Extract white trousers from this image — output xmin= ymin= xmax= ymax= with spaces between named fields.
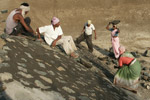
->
xmin=56 ymin=36 xmax=77 ymax=55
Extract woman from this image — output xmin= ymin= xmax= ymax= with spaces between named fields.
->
xmin=113 ymin=46 xmax=141 ymax=90
xmin=106 ymin=23 xmax=120 ymax=58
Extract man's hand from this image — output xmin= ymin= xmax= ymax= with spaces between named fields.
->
xmin=36 ymin=38 xmax=43 ymax=42
xmin=33 ymin=31 xmax=38 ymax=36
xmin=95 ymin=36 xmax=97 ymax=40
xmin=52 ymin=40 xmax=57 ymax=47
xmin=109 ymin=22 xmax=112 ymax=25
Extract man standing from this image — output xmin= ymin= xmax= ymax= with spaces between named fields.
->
xmin=76 ymin=20 xmax=97 ymax=53
xmin=5 ymin=2 xmax=36 ymax=37
xmin=36 ymin=17 xmax=78 ymax=58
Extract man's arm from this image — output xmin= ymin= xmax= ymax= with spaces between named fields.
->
xmin=51 ymin=35 xmax=62 ymax=47
xmin=106 ymin=22 xmax=111 ymax=30
xmin=81 ymin=26 xmax=85 ymax=34
xmin=117 ymin=28 xmax=120 ymax=33
xmin=93 ymin=30 xmax=97 ymax=40
xmin=36 ymin=28 xmax=41 ymax=39
xmin=14 ymin=14 xmax=36 ymax=35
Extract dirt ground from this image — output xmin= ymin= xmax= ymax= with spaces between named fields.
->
xmin=0 ymin=0 xmax=150 ymax=99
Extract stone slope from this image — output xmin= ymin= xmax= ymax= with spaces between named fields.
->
xmin=0 ymin=35 xmax=140 ymax=100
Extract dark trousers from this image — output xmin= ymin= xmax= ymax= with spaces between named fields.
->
xmin=11 ymin=17 xmax=35 ymax=37
xmin=76 ymin=32 xmax=93 ymax=52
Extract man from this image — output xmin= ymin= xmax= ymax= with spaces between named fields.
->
xmin=106 ymin=22 xmax=120 ymax=59
xmin=76 ymin=20 xmax=97 ymax=53
xmin=5 ymin=2 xmax=36 ymax=37
xmin=36 ymin=17 xmax=78 ymax=58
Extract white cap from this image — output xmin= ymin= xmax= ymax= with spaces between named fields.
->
xmin=87 ymin=20 xmax=92 ymax=25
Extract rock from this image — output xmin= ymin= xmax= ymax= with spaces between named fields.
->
xmin=143 ymin=50 xmax=150 ymax=57
xmin=90 ymin=66 xmax=99 ymax=73
xmin=0 ymin=34 xmax=8 ymax=40
xmin=45 ymin=62 xmax=52 ymax=67
xmin=148 ymin=73 xmax=150 ymax=77
xmin=40 ymin=76 xmax=53 ymax=84
xmin=56 ymin=78 xmax=67 ymax=84
xmin=0 ymin=63 xmax=10 ymax=68
xmin=57 ymin=66 xmax=66 ymax=71
xmin=98 ymin=56 xmax=108 ymax=61
xmin=130 ymin=51 xmax=140 ymax=58
xmin=2 ymin=46 xmax=11 ymax=51
xmin=24 ymin=52 xmax=33 ymax=59
xmin=147 ymin=77 xmax=150 ymax=82
xmin=62 ymin=86 xmax=75 ymax=94
xmin=0 ymin=72 xmax=13 ymax=81
xmin=79 ymin=58 xmax=92 ymax=68
xmin=17 ymin=72 xmax=33 ymax=78
xmin=147 ymin=86 xmax=150 ymax=89
xmin=76 ymin=81 xmax=87 ymax=86
xmin=112 ymin=59 xmax=118 ymax=65
xmin=35 ymin=80 xmax=51 ymax=89
xmin=0 ymin=49 xmax=8 ymax=56
xmin=2 ymin=55 xmax=10 ymax=61
xmin=4 ymin=81 xmax=65 ymax=100
xmin=69 ymin=95 xmax=76 ymax=100
xmin=106 ymin=61 xmax=111 ymax=65
xmin=20 ymin=79 xmax=30 ymax=86
xmin=142 ymin=67 xmax=148 ymax=71
xmin=17 ymin=63 xmax=27 ymax=67
xmin=91 ymin=93 xmax=96 ymax=97
xmin=22 ymin=40 xmax=29 ymax=47
xmin=143 ymin=72 xmax=149 ymax=76
xmin=47 ymin=70 xmax=55 ymax=76
xmin=34 ymin=69 xmax=47 ymax=76
xmin=143 ymin=76 xmax=148 ymax=81
xmin=0 ymin=58 xmax=3 ymax=63
xmin=18 ymin=66 xmax=28 ymax=73
xmin=38 ymin=62 xmax=46 ymax=68
xmin=54 ymin=55 xmax=60 ymax=59
xmin=146 ymin=85 xmax=150 ymax=89
xmin=41 ymin=44 xmax=52 ymax=50
xmin=5 ymin=38 xmax=15 ymax=42
xmin=21 ymin=58 xmax=27 ymax=62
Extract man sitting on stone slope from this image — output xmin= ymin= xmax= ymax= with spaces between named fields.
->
xmin=36 ymin=17 xmax=78 ymax=58
xmin=5 ymin=2 xmax=36 ymax=37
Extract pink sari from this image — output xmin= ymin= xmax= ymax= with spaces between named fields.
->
xmin=111 ymin=29 xmax=120 ymax=58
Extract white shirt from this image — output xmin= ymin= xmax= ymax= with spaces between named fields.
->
xmin=39 ymin=25 xmax=63 ymax=45
xmin=84 ymin=23 xmax=95 ymax=35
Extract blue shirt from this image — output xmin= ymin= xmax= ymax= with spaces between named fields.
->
xmin=109 ymin=28 xmax=119 ymax=36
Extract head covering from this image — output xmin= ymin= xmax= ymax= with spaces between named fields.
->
xmin=87 ymin=20 xmax=92 ymax=25
xmin=20 ymin=3 xmax=30 ymax=18
xmin=119 ymin=46 xmax=126 ymax=54
xmin=51 ymin=17 xmax=60 ymax=25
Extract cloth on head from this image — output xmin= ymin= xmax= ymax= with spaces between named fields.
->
xmin=119 ymin=46 xmax=125 ymax=54
xmin=87 ymin=20 xmax=92 ymax=25
xmin=113 ymin=25 xmax=117 ymax=27
xmin=20 ymin=5 xmax=30 ymax=17
xmin=51 ymin=17 xmax=60 ymax=25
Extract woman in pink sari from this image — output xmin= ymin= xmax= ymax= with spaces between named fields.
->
xmin=106 ymin=22 xmax=120 ymax=59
